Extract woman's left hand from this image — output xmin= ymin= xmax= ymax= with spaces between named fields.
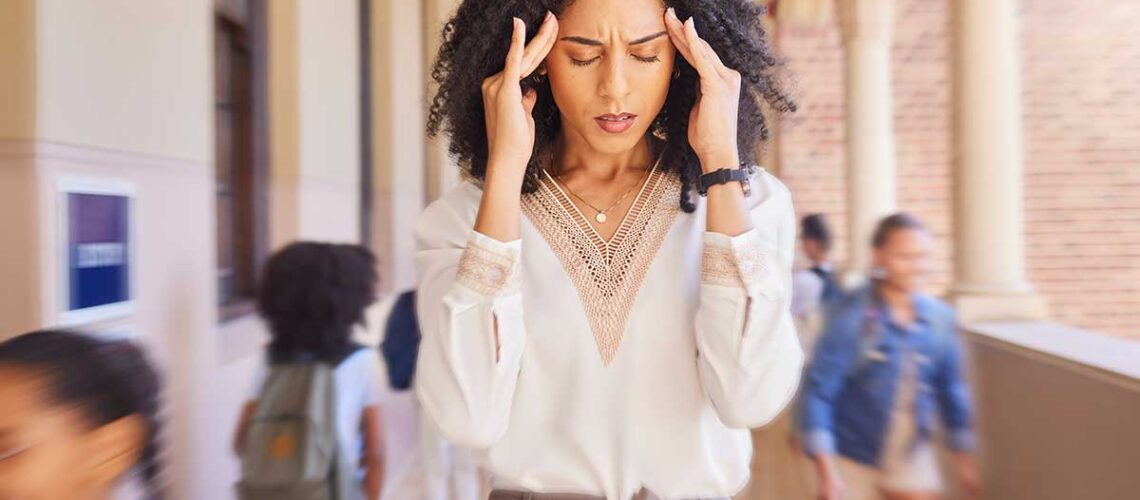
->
xmin=664 ymin=8 xmax=742 ymax=172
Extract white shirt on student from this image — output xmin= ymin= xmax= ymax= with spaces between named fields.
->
xmin=413 ymin=165 xmax=804 ymax=499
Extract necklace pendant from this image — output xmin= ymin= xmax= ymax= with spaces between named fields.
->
xmin=595 ymin=212 xmax=608 ymax=224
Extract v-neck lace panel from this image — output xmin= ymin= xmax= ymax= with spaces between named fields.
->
xmin=523 ymin=166 xmax=681 ymax=365
xmin=540 ymin=158 xmax=660 ymax=259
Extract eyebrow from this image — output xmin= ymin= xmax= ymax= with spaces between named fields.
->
xmin=559 ymin=31 xmax=668 ymax=47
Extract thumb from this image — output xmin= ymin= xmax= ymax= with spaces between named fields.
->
xmin=522 ymin=87 xmax=539 ymax=114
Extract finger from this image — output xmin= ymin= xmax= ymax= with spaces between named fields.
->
xmin=664 ymin=8 xmax=698 ymax=68
xmin=520 ymin=12 xmax=559 ymax=78
xmin=503 ymin=17 xmax=525 ymax=82
xmin=683 ymin=17 xmax=719 ymax=81
xmin=697 ymin=37 xmax=739 ymax=82
xmin=519 ymin=13 xmax=554 ymax=77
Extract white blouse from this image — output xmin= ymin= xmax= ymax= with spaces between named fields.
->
xmin=413 ymin=164 xmax=804 ymax=499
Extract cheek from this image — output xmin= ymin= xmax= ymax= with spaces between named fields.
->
xmin=638 ymin=55 xmax=676 ymax=107
xmin=0 ymin=439 xmax=87 ymax=499
xmin=547 ymin=69 xmax=589 ymax=112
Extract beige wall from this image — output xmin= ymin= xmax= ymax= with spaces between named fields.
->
xmin=35 ymin=0 xmax=213 ymax=163
xmin=267 ymin=0 xmax=301 ymax=248
xmin=295 ymin=0 xmax=362 ymax=243
xmin=0 ymin=149 xmax=41 ymax=336
xmin=0 ymin=0 xmax=39 ymax=330
xmin=0 ymin=0 xmax=36 ymax=139
xmin=372 ymin=0 xmax=427 ymax=294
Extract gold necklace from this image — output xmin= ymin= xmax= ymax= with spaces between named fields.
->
xmin=552 ymin=166 xmax=651 ymax=224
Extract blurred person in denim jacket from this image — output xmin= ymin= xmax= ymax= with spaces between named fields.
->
xmin=800 ymin=213 xmax=980 ymax=500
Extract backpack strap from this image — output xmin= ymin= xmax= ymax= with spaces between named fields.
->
xmin=266 ymin=342 xmax=366 ymax=367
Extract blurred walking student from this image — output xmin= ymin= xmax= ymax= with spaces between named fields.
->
xmin=381 ymin=290 xmax=488 ymax=500
xmin=800 ymin=213 xmax=980 ymax=500
xmin=746 ymin=216 xmax=842 ymax=499
xmin=792 ymin=213 xmax=840 ymax=354
xmin=0 ymin=329 xmax=163 ymax=500
xmin=234 ymin=242 xmax=386 ymax=500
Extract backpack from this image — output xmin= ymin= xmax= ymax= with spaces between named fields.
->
xmin=237 ymin=346 xmax=363 ymax=500
xmin=380 ymin=290 xmax=420 ymax=391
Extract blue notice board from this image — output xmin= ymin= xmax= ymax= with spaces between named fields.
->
xmin=60 ymin=180 xmax=134 ymax=325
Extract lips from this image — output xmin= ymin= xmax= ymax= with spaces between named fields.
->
xmin=594 ymin=112 xmax=637 ymax=134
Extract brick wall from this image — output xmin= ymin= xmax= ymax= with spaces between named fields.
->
xmin=774 ymin=0 xmax=1140 ymax=338
xmin=1020 ymin=0 xmax=1140 ymax=338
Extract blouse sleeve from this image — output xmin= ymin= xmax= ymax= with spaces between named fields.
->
xmin=694 ymin=177 xmax=804 ymax=429
xmin=413 ymin=190 xmax=526 ymax=449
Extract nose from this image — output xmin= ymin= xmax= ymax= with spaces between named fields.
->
xmin=598 ymin=54 xmax=631 ymax=100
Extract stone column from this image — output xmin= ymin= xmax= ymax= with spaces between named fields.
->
xmin=372 ymin=0 xmax=427 ymax=294
xmin=838 ymin=0 xmax=898 ymax=284
xmin=950 ymin=0 xmax=1047 ymax=322
xmin=424 ymin=0 xmax=463 ymax=201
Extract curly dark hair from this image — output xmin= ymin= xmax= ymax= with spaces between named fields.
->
xmin=257 ymin=242 xmax=377 ymax=362
xmin=427 ymin=0 xmax=794 ymax=213
xmin=0 ymin=330 xmax=164 ymax=499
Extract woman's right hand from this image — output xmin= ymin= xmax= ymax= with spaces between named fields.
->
xmin=474 ymin=13 xmax=558 ymax=242
xmin=481 ymin=13 xmax=558 ymax=178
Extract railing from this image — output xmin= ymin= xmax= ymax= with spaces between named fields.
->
xmin=964 ymin=322 xmax=1140 ymax=500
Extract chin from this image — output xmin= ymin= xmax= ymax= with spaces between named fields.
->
xmin=583 ymin=129 xmax=652 ymax=155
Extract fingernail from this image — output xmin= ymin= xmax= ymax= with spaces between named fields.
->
xmin=666 ymin=7 xmax=676 ymax=19
xmin=513 ymin=16 xmax=522 ymax=27
xmin=546 ymin=11 xmax=553 ymax=22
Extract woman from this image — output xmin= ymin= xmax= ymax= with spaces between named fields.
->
xmin=417 ymin=1 xmax=802 ymax=498
xmin=800 ymin=214 xmax=981 ymax=500
xmin=0 ymin=330 xmax=162 ymax=500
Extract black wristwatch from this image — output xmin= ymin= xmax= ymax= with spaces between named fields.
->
xmin=698 ymin=163 xmax=758 ymax=197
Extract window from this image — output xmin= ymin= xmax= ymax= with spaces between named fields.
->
xmin=214 ymin=0 xmax=267 ymax=320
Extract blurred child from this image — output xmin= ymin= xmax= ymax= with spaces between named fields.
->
xmin=801 ymin=213 xmax=980 ymax=500
xmin=234 ymin=242 xmax=386 ymax=500
xmin=0 ymin=329 xmax=162 ymax=500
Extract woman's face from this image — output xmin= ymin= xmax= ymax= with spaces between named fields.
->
xmin=873 ymin=228 xmax=932 ymax=294
xmin=0 ymin=365 xmax=140 ymax=500
xmin=545 ymin=0 xmax=676 ymax=155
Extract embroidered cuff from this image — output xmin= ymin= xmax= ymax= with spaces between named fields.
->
xmin=701 ymin=230 xmax=775 ymax=294
xmin=455 ymin=231 xmax=521 ymax=297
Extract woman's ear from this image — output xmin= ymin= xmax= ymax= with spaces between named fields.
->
xmin=83 ymin=415 xmax=146 ymax=485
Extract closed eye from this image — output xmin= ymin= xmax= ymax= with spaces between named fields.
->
xmin=0 ymin=444 xmax=29 ymax=461
xmin=570 ymin=54 xmax=661 ymax=66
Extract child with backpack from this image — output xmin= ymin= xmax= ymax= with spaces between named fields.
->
xmin=234 ymin=242 xmax=386 ymax=500
xmin=800 ymin=213 xmax=980 ymax=500
xmin=0 ymin=329 xmax=163 ymax=500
